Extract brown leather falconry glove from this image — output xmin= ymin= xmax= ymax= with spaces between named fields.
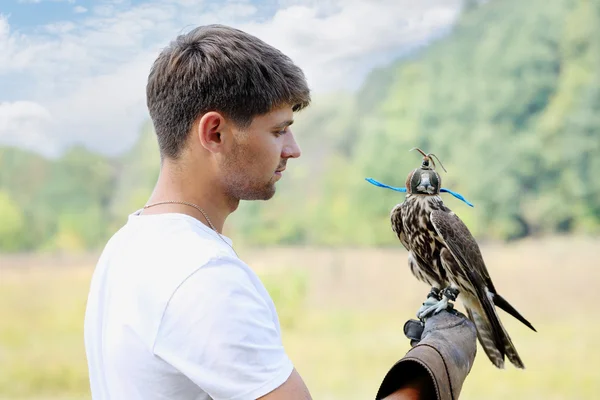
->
xmin=375 ymin=310 xmax=477 ymax=400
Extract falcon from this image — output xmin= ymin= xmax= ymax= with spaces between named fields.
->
xmin=389 ymin=148 xmax=536 ymax=369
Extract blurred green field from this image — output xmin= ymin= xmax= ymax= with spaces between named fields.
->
xmin=1 ymin=236 xmax=598 ymax=399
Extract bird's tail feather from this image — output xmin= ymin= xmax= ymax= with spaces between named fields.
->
xmin=465 ymin=294 xmax=525 ymax=369
xmin=494 ymin=293 xmax=537 ymax=332
xmin=465 ymin=307 xmax=505 ymax=368
xmin=501 ymin=324 xmax=525 ymax=369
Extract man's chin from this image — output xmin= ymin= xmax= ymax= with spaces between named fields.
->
xmin=258 ymin=185 xmax=276 ymax=201
xmin=238 ymin=185 xmax=276 ymax=201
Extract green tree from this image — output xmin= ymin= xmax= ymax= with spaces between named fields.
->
xmin=0 ymin=191 xmax=25 ymax=252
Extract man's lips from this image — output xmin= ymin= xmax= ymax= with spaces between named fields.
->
xmin=275 ymin=167 xmax=285 ymax=178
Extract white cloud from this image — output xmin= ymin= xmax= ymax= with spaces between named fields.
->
xmin=241 ymin=0 xmax=462 ymax=91
xmin=74 ymin=6 xmax=88 ymax=14
xmin=44 ymin=21 xmax=77 ymax=34
xmin=0 ymin=0 xmax=463 ymax=157
xmin=0 ymin=101 xmax=58 ymax=154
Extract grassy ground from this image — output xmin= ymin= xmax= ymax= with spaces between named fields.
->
xmin=1 ymin=236 xmax=598 ymax=399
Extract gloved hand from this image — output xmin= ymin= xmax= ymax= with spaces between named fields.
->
xmin=375 ymin=310 xmax=477 ymax=400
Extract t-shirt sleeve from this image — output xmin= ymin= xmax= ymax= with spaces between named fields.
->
xmin=152 ymin=257 xmax=294 ymax=400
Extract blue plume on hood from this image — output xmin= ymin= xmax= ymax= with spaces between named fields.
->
xmin=365 ymin=177 xmax=474 ymax=207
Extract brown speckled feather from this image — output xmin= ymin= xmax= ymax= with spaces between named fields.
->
xmin=391 ymin=194 xmax=535 ymax=369
xmin=430 ymin=209 xmax=525 ymax=369
xmin=430 ymin=210 xmax=494 ymax=290
xmin=392 ymin=196 xmax=451 ymax=288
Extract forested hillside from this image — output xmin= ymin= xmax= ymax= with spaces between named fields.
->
xmin=1 ymin=0 xmax=598 ymax=252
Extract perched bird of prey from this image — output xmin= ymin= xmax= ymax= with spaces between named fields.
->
xmin=387 ymin=148 xmax=536 ymax=369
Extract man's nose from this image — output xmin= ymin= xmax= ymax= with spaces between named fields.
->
xmin=282 ymin=130 xmax=301 ymax=159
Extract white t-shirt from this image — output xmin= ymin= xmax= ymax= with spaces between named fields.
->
xmin=84 ymin=210 xmax=294 ymax=400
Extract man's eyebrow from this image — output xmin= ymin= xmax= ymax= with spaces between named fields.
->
xmin=273 ymin=120 xmax=294 ymax=129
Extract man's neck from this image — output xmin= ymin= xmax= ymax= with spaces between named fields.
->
xmin=142 ymin=160 xmax=237 ymax=234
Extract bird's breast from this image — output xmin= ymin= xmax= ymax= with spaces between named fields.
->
xmin=401 ymin=196 xmax=448 ymax=285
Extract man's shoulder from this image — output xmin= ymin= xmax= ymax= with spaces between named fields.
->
xmin=101 ymin=210 xmax=237 ymax=273
xmin=92 ymin=211 xmax=251 ymax=345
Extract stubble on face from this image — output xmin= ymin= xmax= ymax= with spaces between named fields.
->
xmin=221 ymin=141 xmax=278 ymax=201
xmin=219 ymin=106 xmax=294 ymax=202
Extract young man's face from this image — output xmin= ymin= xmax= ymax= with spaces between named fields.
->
xmin=219 ymin=105 xmax=301 ymax=201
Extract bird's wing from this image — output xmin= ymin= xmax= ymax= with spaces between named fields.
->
xmin=390 ymin=203 xmax=410 ymax=251
xmin=430 ymin=210 xmax=506 ymax=353
xmin=432 ymin=210 xmax=532 ymax=369
xmin=429 ymin=210 xmax=494 ymax=289
xmin=431 ymin=209 xmax=536 ymax=331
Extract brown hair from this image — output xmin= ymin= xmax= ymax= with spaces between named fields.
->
xmin=146 ymin=24 xmax=311 ymax=159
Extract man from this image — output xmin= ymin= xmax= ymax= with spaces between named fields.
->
xmin=84 ymin=24 xmax=476 ymax=400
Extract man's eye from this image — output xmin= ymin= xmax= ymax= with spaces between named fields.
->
xmin=275 ymin=128 xmax=288 ymax=136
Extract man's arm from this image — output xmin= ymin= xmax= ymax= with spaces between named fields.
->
xmin=254 ymin=363 xmax=433 ymax=400
xmin=155 ymin=257 xmax=474 ymax=400
xmin=258 ymin=310 xmax=476 ymax=400
xmin=383 ymin=361 xmax=437 ymax=400
xmin=258 ymin=369 xmax=312 ymax=399
xmin=376 ymin=310 xmax=477 ymax=400
xmin=153 ymin=259 xmax=301 ymax=400
xmin=383 ymin=365 xmax=436 ymax=400
xmin=256 ymin=365 xmax=435 ymax=400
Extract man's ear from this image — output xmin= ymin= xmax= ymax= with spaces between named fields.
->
xmin=196 ymin=111 xmax=228 ymax=153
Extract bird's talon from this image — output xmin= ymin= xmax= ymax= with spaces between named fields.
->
xmin=416 ymin=287 xmax=460 ymax=319
xmin=416 ymin=295 xmax=443 ymax=319
xmin=442 ymin=287 xmax=459 ymax=301
xmin=427 ymin=287 xmax=442 ymax=300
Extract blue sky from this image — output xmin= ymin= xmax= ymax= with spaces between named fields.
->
xmin=2 ymin=0 xmax=94 ymax=29
xmin=2 ymin=0 xmax=282 ymax=30
xmin=0 ymin=0 xmax=463 ymax=157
